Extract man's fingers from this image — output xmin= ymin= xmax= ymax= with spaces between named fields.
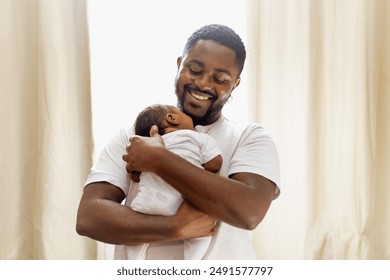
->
xmin=149 ymin=125 xmax=159 ymax=137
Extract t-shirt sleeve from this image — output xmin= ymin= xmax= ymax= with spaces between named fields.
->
xmin=229 ymin=124 xmax=281 ymax=198
xmin=84 ymin=128 xmax=131 ymax=194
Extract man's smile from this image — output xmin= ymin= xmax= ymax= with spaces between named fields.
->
xmin=186 ymin=86 xmax=215 ymax=102
xmin=189 ymin=90 xmax=210 ymax=101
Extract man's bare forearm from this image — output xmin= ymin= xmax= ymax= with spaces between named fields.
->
xmin=76 ymin=183 xmax=177 ymax=245
xmin=76 ymin=182 xmax=216 ymax=244
xmin=150 ymin=148 xmax=276 ymax=230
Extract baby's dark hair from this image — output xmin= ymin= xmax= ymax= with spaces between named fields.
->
xmin=134 ymin=104 xmax=172 ymax=136
xmin=183 ymin=24 xmax=246 ymax=76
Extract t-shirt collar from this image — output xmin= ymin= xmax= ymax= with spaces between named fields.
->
xmin=195 ymin=115 xmax=224 ymax=134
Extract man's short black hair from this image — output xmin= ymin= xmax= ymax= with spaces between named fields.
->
xmin=183 ymin=24 xmax=246 ymax=76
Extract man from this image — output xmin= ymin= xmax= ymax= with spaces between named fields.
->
xmin=76 ymin=24 xmax=280 ymax=259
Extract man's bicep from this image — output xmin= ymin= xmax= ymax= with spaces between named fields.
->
xmin=229 ymin=127 xmax=281 ymax=197
xmin=83 ymin=182 xmax=126 ymax=203
xmin=230 ymin=172 xmax=276 ymax=201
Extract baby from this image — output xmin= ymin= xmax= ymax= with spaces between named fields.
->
xmin=128 ymin=104 xmax=222 ymax=259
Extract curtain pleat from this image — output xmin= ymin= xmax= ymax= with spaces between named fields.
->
xmin=247 ymin=0 xmax=390 ymax=259
xmin=0 ymin=0 xmax=96 ymax=259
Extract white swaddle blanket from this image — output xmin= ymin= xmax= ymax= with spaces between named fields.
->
xmin=128 ymin=130 xmax=221 ymax=260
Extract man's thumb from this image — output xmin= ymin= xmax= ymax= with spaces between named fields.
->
xmin=149 ymin=125 xmax=160 ymax=137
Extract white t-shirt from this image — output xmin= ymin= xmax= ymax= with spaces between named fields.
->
xmin=84 ymin=116 xmax=281 ymax=259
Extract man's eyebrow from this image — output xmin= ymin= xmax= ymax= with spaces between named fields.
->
xmin=188 ymin=59 xmax=232 ymax=77
xmin=215 ymin=67 xmax=232 ymax=77
xmin=188 ymin=59 xmax=205 ymax=67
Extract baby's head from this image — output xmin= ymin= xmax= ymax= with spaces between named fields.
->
xmin=134 ymin=104 xmax=194 ymax=136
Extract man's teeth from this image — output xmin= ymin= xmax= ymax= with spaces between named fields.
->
xmin=190 ymin=91 xmax=210 ymax=101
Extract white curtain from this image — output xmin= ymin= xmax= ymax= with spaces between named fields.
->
xmin=247 ymin=0 xmax=390 ymax=259
xmin=0 ymin=0 xmax=95 ymax=259
xmin=2 ymin=0 xmax=389 ymax=260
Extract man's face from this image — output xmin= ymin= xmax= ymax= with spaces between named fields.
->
xmin=175 ymin=40 xmax=241 ymax=126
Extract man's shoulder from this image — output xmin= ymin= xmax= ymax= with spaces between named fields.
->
xmin=108 ymin=127 xmax=133 ymax=146
xmin=218 ymin=117 xmax=266 ymax=136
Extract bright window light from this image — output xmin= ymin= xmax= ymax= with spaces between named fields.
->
xmin=88 ymin=0 xmax=248 ymax=159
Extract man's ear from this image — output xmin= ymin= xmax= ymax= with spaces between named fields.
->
xmin=233 ymin=77 xmax=241 ymax=89
xmin=165 ymin=113 xmax=180 ymax=125
xmin=177 ymin=57 xmax=182 ymax=69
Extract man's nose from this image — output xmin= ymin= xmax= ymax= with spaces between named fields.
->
xmin=194 ymin=74 xmax=213 ymax=91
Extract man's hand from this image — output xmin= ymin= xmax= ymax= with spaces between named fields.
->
xmin=173 ymin=200 xmax=217 ymax=240
xmin=129 ymin=171 xmax=141 ymax=182
xmin=123 ymin=125 xmax=165 ymax=175
xmin=77 ymin=182 xmax=216 ymax=244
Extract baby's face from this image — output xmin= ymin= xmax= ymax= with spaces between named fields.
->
xmin=173 ymin=108 xmax=194 ymax=130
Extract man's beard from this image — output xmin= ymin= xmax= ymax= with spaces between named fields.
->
xmin=175 ymin=84 xmax=224 ymax=126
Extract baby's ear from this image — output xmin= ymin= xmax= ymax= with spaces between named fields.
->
xmin=165 ymin=113 xmax=180 ymax=125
